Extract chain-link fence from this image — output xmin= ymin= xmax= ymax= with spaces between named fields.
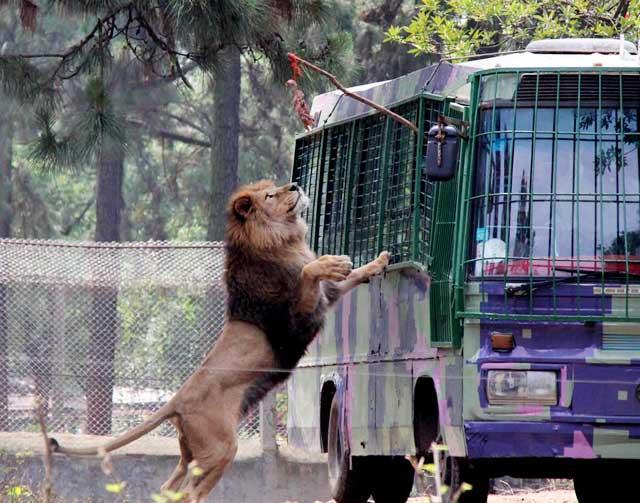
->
xmin=0 ymin=239 xmax=287 ymax=443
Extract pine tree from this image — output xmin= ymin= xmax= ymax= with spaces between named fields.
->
xmin=207 ymin=46 xmax=241 ymax=240
xmin=0 ymin=6 xmax=20 ymax=432
xmin=0 ymin=0 xmax=354 ymax=434
xmin=0 ymin=119 xmax=11 ymax=431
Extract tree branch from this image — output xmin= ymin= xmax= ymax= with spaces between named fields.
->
xmin=9 ymin=3 xmax=205 ymax=85
xmin=61 ymin=197 xmax=95 ymax=236
xmin=127 ymin=120 xmax=211 ymax=147
xmin=149 ymin=109 xmax=208 ymax=135
xmin=360 ymin=0 xmax=403 ymax=27
xmin=139 ymin=62 xmax=199 ymax=90
xmin=49 ymin=3 xmax=133 ymax=81
xmin=288 ymin=53 xmax=418 ymax=133
xmin=613 ymin=0 xmax=631 ymax=21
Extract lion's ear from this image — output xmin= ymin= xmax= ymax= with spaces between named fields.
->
xmin=232 ymin=195 xmax=253 ymax=220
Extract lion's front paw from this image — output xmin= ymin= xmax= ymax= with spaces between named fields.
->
xmin=308 ymin=255 xmax=353 ymax=282
xmin=376 ymin=251 xmax=391 ymax=267
xmin=362 ymin=251 xmax=390 ymax=278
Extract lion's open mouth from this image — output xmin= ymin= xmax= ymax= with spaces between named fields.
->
xmin=288 ymin=192 xmax=308 ymax=213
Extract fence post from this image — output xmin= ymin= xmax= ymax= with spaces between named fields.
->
xmin=260 ymin=391 xmax=278 ymax=453
xmin=260 ymin=391 xmax=279 ymax=501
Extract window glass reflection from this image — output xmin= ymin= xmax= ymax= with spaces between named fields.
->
xmin=471 ymin=106 xmax=640 ymax=277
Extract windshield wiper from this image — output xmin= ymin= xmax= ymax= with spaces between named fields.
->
xmin=505 ymin=269 xmax=640 ymax=298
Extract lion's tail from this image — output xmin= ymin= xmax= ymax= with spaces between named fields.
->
xmin=50 ymin=402 xmax=174 ymax=457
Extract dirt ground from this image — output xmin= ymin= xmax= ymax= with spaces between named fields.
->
xmin=3 ymin=432 xmax=579 ymax=503
xmin=407 ymin=490 xmax=578 ymax=503
xmin=487 ymin=491 xmax=577 ymax=503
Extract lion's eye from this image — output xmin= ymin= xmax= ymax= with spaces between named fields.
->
xmin=265 ymin=194 xmax=275 ymax=200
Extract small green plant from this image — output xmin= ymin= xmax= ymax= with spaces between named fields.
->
xmin=151 ymin=489 xmax=187 ymax=503
xmin=105 ymin=481 xmax=127 ymax=494
xmin=407 ymin=443 xmax=474 ymax=503
xmin=5 ymin=485 xmax=36 ymax=503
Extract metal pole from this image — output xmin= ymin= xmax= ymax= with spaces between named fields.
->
xmin=260 ymin=391 xmax=278 ymax=453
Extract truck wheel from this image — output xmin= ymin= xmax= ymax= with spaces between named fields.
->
xmin=454 ymin=463 xmax=490 ymax=503
xmin=327 ymin=393 xmax=372 ymax=503
xmin=574 ymin=473 xmax=601 ymax=503
xmin=371 ymin=457 xmax=415 ymax=503
xmin=574 ymin=467 xmax=627 ymax=502
xmin=434 ymin=449 xmax=489 ymax=503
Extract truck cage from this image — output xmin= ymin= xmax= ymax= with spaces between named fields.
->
xmin=292 ymin=63 xmax=640 ymax=347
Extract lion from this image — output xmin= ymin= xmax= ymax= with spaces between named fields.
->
xmin=51 ymin=180 xmax=390 ymax=502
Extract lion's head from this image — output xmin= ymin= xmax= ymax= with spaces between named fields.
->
xmin=225 ymin=180 xmax=310 ymax=251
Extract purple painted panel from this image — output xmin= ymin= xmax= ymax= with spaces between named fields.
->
xmin=466 ymin=420 xmax=640 ymax=459
xmin=477 ymin=321 xmax=600 ymax=364
xmin=465 ymin=421 xmax=595 ymax=458
xmin=573 ymin=365 xmax=640 ymax=417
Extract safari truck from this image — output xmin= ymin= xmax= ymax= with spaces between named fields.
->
xmin=288 ymin=38 xmax=640 ymax=503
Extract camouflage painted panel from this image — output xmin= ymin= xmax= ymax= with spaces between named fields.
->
xmin=290 ymin=268 xmax=466 ymax=457
xmin=463 ymin=283 xmax=640 ymax=460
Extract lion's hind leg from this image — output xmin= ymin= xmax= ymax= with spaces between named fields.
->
xmin=180 ymin=414 xmax=238 ymax=503
xmin=161 ymin=417 xmax=193 ymax=493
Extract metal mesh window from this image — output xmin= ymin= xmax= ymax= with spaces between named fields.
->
xmin=381 ymin=101 xmax=420 ymax=263
xmin=464 ymin=71 xmax=640 ymax=321
xmin=292 ymin=97 xmax=443 ymax=269
xmin=293 ymin=132 xmax=324 ymax=249
xmin=350 ymin=113 xmax=387 ymax=266
xmin=417 ymin=99 xmax=443 ymax=264
xmin=428 ymin=104 xmax=465 ymax=346
xmin=317 ymin=124 xmax=353 ymax=256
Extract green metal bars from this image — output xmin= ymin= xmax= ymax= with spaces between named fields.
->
xmin=351 ymin=112 xmax=388 ymax=266
xmin=292 ymin=95 xmax=465 ymax=346
xmin=293 ymin=97 xmax=443 ymax=269
xmin=293 ymin=130 xmax=324 ymax=251
xmin=456 ymin=69 xmax=640 ymax=322
xmin=429 ymin=103 xmax=467 ymax=346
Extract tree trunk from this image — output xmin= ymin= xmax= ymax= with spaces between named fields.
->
xmin=206 ymin=46 xmax=241 ymax=241
xmin=86 ymin=144 xmax=124 ymax=435
xmin=141 ymin=167 xmax=167 ymax=241
xmin=0 ymin=122 xmax=13 ymax=430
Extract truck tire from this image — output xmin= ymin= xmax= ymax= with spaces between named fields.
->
xmin=435 ymin=451 xmax=489 ymax=503
xmin=455 ymin=463 xmax=490 ymax=503
xmin=371 ymin=457 xmax=415 ymax=503
xmin=574 ymin=466 xmax=629 ymax=503
xmin=574 ymin=473 xmax=602 ymax=503
xmin=327 ymin=392 xmax=372 ymax=503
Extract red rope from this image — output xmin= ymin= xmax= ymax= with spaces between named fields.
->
xmin=285 ymin=53 xmax=315 ymax=130
xmin=288 ymin=53 xmax=303 ymax=81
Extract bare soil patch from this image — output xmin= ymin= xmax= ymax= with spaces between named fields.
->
xmin=407 ymin=490 xmax=577 ymax=503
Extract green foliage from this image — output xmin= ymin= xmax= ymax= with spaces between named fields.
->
xmin=0 ymin=1 xmax=355 ymax=172
xmin=152 ymin=488 xmax=186 ymax=502
xmin=386 ymin=0 xmax=640 ymax=58
xmin=0 ymin=57 xmax=57 ymax=109
xmin=104 ymin=481 xmax=126 ymax=494
xmin=0 ymin=0 xmax=402 ymax=244
xmin=27 ymin=76 xmax=127 ymax=172
xmin=5 ymin=485 xmax=34 ymax=503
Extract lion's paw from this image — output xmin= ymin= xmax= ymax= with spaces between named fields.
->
xmin=313 ymin=254 xmax=353 ymax=282
xmin=363 ymin=251 xmax=390 ymax=277
xmin=377 ymin=251 xmax=391 ymax=266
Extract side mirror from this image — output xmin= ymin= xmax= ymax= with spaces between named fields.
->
xmin=423 ymin=124 xmax=460 ymax=181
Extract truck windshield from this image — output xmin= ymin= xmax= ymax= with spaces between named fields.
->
xmin=470 ymin=105 xmax=640 ymax=278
